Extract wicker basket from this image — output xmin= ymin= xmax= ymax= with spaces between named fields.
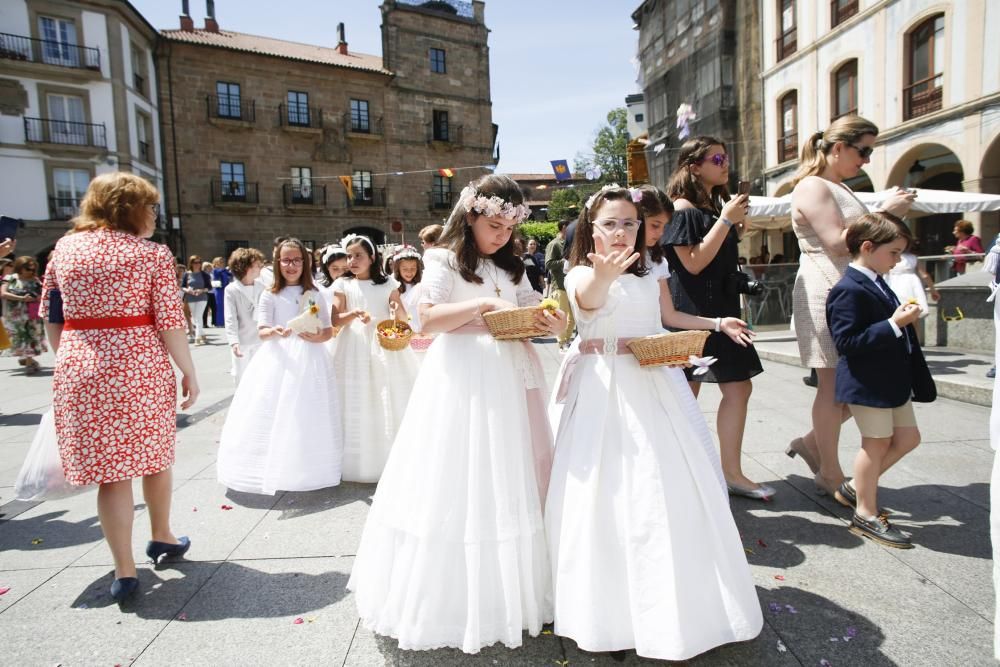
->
xmin=376 ymin=319 xmax=413 ymax=351
xmin=626 ymin=330 xmax=711 ymax=368
xmin=482 ymin=306 xmax=547 ymax=340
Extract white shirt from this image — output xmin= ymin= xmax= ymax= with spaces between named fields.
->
xmin=849 ymin=262 xmax=902 ymax=339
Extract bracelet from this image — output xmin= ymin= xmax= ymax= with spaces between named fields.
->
xmin=714 ymin=317 xmax=721 ymax=332
xmin=720 ymin=218 xmax=734 ymax=228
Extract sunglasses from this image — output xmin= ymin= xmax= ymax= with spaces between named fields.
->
xmin=700 ymin=153 xmax=729 ymax=167
xmin=847 ymin=143 xmax=874 ymax=159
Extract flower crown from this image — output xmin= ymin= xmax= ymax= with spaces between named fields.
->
xmin=393 ymin=244 xmax=422 ymax=262
xmin=341 ymin=234 xmax=375 ymax=254
xmin=584 ymin=183 xmax=644 ymax=211
xmin=457 ymin=184 xmax=531 ymax=222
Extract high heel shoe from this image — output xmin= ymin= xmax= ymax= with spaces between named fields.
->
xmin=813 ymin=473 xmax=844 ymax=497
xmin=146 ymin=536 xmax=191 ymax=565
xmin=727 ymin=482 xmax=776 ymax=501
xmin=110 ymin=576 xmax=139 ymax=602
xmin=785 ymin=437 xmax=820 ymax=475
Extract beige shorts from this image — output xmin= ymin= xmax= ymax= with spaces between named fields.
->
xmin=849 ymin=401 xmax=917 ymax=439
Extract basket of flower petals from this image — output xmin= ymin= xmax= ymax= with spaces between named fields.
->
xmin=481 ymin=298 xmax=559 ymax=340
xmin=377 ymin=319 xmax=413 ymax=351
xmin=626 ymin=330 xmax=712 ymax=368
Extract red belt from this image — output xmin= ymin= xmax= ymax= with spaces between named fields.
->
xmin=63 ymin=314 xmax=155 ymax=331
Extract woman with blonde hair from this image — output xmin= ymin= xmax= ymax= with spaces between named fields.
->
xmin=41 ymin=172 xmax=199 ymax=602
xmin=785 ymin=115 xmax=914 ymax=497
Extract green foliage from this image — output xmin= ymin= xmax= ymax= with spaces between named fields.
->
xmin=574 ymin=108 xmax=629 ymax=184
xmin=519 ymin=221 xmax=559 ymax=248
xmin=546 ymin=188 xmax=583 ymax=222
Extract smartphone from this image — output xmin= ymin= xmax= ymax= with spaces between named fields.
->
xmin=0 ymin=216 xmax=21 ymax=241
xmin=737 ymin=180 xmax=752 ymax=196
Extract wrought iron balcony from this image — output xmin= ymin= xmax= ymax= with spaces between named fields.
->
xmin=207 ymin=95 xmax=255 ymax=122
xmin=283 ymin=183 xmax=326 ymax=206
xmin=211 ymin=180 xmax=259 ymax=204
xmin=348 ymin=188 xmax=386 ymax=208
xmin=279 ymin=103 xmax=322 ymax=129
xmin=24 ymin=117 xmax=107 ymax=148
xmin=0 ymin=32 xmax=100 ymax=70
xmin=48 ymin=196 xmax=81 ymax=220
xmin=428 ymin=123 xmax=463 ymax=144
xmin=344 ymin=112 xmax=383 ymax=136
xmin=429 ymin=191 xmax=453 ymax=209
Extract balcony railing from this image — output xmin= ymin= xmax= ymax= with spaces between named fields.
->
xmin=207 ymin=95 xmax=255 ymax=122
xmin=279 ymin=103 xmax=322 ymax=128
xmin=348 ymin=188 xmax=386 ymax=208
xmin=0 ymin=32 xmax=100 ymax=70
xmin=133 ymin=72 xmax=146 ymax=95
xmin=48 ymin=196 xmax=81 ymax=220
xmin=904 ymin=76 xmax=943 ymax=120
xmin=344 ymin=112 xmax=383 ymax=136
xmin=831 ymin=0 xmax=859 ymax=27
xmin=24 ymin=117 xmax=107 ymax=148
xmin=776 ymin=28 xmax=797 ymax=61
xmin=211 ymin=180 xmax=259 ymax=204
xmin=138 ymin=140 xmax=150 ymax=162
xmin=429 ymin=191 xmax=453 ymax=209
xmin=778 ymin=132 xmax=798 ymax=162
xmin=428 ymin=124 xmax=463 ymax=144
xmin=283 ymin=183 xmax=326 ymax=206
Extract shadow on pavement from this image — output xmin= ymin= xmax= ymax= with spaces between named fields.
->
xmin=0 ymin=412 xmax=43 ymax=426
xmin=0 ymin=508 xmax=104 ymax=551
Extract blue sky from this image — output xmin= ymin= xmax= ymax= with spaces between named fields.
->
xmin=130 ymin=0 xmax=640 ymax=175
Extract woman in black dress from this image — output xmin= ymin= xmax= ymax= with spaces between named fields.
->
xmin=661 ymin=136 xmax=773 ymax=500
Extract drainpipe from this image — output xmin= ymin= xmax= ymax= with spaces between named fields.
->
xmin=165 ymin=42 xmax=185 ymax=258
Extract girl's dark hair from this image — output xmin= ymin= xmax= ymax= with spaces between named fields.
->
xmin=393 ymin=255 xmax=423 ymax=293
xmin=667 ymin=135 xmax=731 ymax=213
xmin=438 ymin=173 xmax=527 ymax=285
xmin=343 ymin=236 xmax=388 ymax=285
xmin=569 ymin=185 xmax=648 ymax=277
xmin=271 ymin=238 xmax=315 ymax=293
xmin=634 ymin=184 xmax=673 ymax=265
xmin=318 ymin=246 xmax=347 ymax=287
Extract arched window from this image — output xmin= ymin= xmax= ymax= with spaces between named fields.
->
xmin=776 ymin=0 xmax=797 ymax=61
xmin=904 ymin=14 xmax=944 ymax=120
xmin=778 ymin=91 xmax=798 ymax=162
xmin=832 ymin=59 xmax=858 ymax=120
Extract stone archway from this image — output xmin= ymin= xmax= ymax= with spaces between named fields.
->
xmin=886 ymin=143 xmax=965 ymax=257
xmin=979 ymin=131 xmax=1000 ymax=246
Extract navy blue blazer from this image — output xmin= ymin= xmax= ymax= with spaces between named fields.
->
xmin=826 ymin=266 xmax=933 ymax=407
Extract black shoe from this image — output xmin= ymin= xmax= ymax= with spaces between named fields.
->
xmin=146 ymin=536 xmax=191 ymax=565
xmin=802 ymin=370 xmax=818 ymax=388
xmin=988 ymin=367 xmax=996 ymax=379
xmin=849 ymin=513 xmax=913 ymax=549
xmin=834 ymin=480 xmax=890 ymax=516
xmin=110 ymin=576 xmax=139 ymax=602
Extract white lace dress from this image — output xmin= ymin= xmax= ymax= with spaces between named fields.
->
xmin=332 ymin=276 xmax=419 ymax=482
xmin=545 ymin=267 xmax=762 ymax=660
xmin=347 ymin=252 xmax=553 ymax=653
xmin=217 ymin=286 xmax=343 ymax=494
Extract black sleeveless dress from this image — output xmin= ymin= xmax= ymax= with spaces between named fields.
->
xmin=661 ymin=207 xmax=763 ymax=383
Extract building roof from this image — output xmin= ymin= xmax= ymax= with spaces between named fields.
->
xmin=508 ymin=173 xmax=559 ymax=182
xmin=160 ymin=29 xmax=391 ymax=75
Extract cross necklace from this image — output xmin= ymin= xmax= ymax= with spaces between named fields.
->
xmin=483 ymin=261 xmax=502 ymax=297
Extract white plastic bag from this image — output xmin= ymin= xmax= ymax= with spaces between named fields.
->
xmin=14 ymin=409 xmax=90 ymax=501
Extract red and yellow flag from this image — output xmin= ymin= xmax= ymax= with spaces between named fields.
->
xmin=438 ymin=168 xmax=454 ymax=178
xmin=338 ymin=175 xmax=353 ymax=198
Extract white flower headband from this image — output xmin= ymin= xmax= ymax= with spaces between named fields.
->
xmin=457 ymin=184 xmax=531 ymax=223
xmin=393 ymin=244 xmax=421 ymax=262
xmin=341 ymin=234 xmax=375 ymax=254
xmin=585 ymin=183 xmax=644 ymax=211
xmin=321 ymin=244 xmax=346 ymax=266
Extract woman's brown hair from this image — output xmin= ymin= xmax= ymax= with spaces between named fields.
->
xmin=634 ymin=184 xmax=673 ymax=264
xmin=569 ymin=185 xmax=648 ymax=277
xmin=438 ymin=173 xmax=526 ymax=285
xmin=71 ymin=172 xmax=159 ymax=235
xmin=666 ymin=136 xmax=731 ymax=213
xmin=792 ymin=115 xmax=879 ymax=187
xmin=271 ymin=238 xmax=315 ymax=293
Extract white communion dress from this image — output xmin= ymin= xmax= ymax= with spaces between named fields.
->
xmin=545 ymin=267 xmax=763 ymax=660
xmin=347 ymin=252 xmax=554 ymax=653
xmin=332 ymin=275 xmax=419 ymax=482
xmin=217 ymin=286 xmax=343 ymax=494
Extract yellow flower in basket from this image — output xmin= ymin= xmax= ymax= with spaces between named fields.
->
xmin=377 ymin=319 xmax=413 ymax=351
xmin=538 ymin=298 xmax=560 ymax=311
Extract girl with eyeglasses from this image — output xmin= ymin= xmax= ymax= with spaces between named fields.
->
xmin=1 ymin=255 xmax=47 ymax=373
xmin=661 ymin=136 xmax=773 ymax=500
xmin=331 ymin=234 xmax=419 ymax=483
xmin=545 ymin=184 xmax=762 ymax=660
xmin=217 ymin=238 xmax=343 ymax=495
xmin=786 ymin=115 xmax=915 ymax=498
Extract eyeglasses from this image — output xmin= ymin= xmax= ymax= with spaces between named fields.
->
xmin=594 ymin=218 xmax=640 ymax=233
xmin=847 ymin=144 xmax=874 ymax=159
xmin=703 ymin=153 xmax=730 ymax=167
xmin=149 ymin=203 xmax=161 ymax=216
xmin=279 ymin=258 xmax=304 ymax=266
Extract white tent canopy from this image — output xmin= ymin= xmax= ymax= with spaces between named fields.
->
xmin=747 ymin=188 xmax=1000 ymax=228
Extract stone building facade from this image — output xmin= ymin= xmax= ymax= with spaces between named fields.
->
xmin=158 ymin=0 xmax=497 ymax=260
xmin=0 ymin=0 xmax=162 ymax=257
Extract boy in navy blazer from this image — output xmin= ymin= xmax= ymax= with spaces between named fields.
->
xmin=826 ymin=212 xmax=934 ymax=549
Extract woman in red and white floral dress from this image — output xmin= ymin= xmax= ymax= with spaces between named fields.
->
xmin=41 ymin=172 xmax=200 ymax=603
